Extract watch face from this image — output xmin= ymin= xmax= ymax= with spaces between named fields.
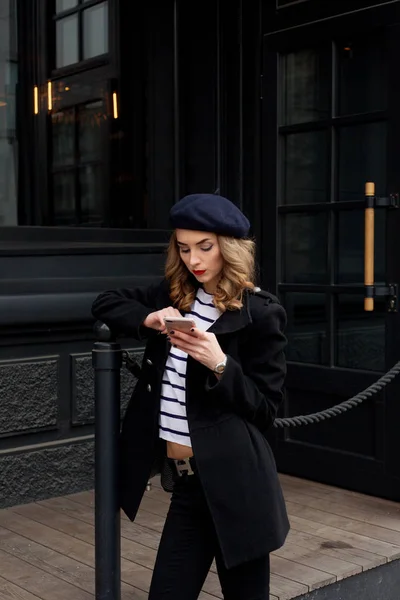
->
xmin=214 ymin=359 xmax=227 ymax=374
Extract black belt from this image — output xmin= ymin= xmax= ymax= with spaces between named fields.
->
xmin=169 ymin=456 xmax=197 ymax=477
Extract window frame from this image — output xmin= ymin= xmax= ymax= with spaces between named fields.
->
xmin=52 ymin=0 xmax=110 ymax=74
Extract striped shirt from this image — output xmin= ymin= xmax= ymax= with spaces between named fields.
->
xmin=159 ymin=288 xmax=221 ymax=446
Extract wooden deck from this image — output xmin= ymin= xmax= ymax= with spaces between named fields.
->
xmin=0 ymin=474 xmax=400 ymax=600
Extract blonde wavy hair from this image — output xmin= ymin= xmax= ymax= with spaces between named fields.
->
xmin=165 ymin=231 xmax=256 ymax=312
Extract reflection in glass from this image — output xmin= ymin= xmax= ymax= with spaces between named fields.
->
xmin=339 ymin=122 xmax=386 ymax=202
xmin=83 ymin=2 xmax=108 ymax=60
xmin=80 ymin=165 xmax=102 ymax=222
xmin=52 ymin=110 xmax=75 ymax=168
xmin=281 ymin=47 xmax=330 ymax=125
xmin=338 ymin=210 xmax=385 ymax=284
xmin=0 ymin=0 xmax=18 ymax=225
xmin=283 ymin=131 xmax=329 ymax=204
xmin=53 ymin=172 xmax=76 ymax=224
xmin=56 ymin=0 xmax=78 ymax=13
xmin=79 ymin=101 xmax=104 ymax=162
xmin=282 ymin=213 xmax=328 ymax=283
xmin=339 ymin=32 xmax=386 ymax=116
xmin=337 ymin=295 xmax=385 ymax=371
xmin=56 ymin=15 xmax=79 ymax=68
xmin=285 ymin=293 xmax=328 ymax=364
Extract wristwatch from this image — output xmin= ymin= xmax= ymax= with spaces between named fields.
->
xmin=213 ymin=355 xmax=228 ymax=374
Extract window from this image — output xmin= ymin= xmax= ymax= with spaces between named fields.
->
xmin=51 ymin=100 xmax=106 ymax=226
xmin=55 ymin=0 xmax=108 ymax=69
xmin=0 ymin=0 xmax=18 ymax=226
xmin=4 ymin=0 xmax=176 ymax=232
xmin=279 ymin=33 xmax=387 ymax=371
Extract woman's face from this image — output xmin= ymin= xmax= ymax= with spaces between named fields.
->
xmin=175 ymin=229 xmax=224 ymax=293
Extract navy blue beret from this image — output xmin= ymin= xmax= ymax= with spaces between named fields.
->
xmin=169 ymin=193 xmax=250 ymax=238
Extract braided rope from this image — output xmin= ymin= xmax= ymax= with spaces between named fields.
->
xmin=274 ymin=360 xmax=400 ymax=428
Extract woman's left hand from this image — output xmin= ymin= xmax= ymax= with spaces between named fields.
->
xmin=168 ymin=328 xmax=226 ymax=371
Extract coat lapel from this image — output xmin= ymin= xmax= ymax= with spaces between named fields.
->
xmin=208 ymin=294 xmax=252 ymax=335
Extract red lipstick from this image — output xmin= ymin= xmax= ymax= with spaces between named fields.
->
xmin=193 ymin=270 xmax=206 ymax=276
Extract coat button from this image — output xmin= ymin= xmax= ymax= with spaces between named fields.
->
xmin=146 ymin=358 xmax=153 ymax=366
xmin=147 ymin=384 xmax=152 ymax=392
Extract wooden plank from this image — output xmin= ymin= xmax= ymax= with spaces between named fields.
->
xmin=0 ymin=527 xmax=144 ymax=600
xmin=0 ymin=576 xmax=42 ymax=600
xmin=0 ymin=510 xmax=151 ymax=594
xmin=285 ymin=529 xmax=387 ymax=571
xmin=269 ymin=574 xmax=308 ymax=600
xmin=274 ymin=540 xmax=361 ymax=580
xmin=2 ymin=508 xmax=149 ymax=592
xmin=289 ymin=514 xmax=400 ymax=560
xmin=286 ymin=501 xmax=400 ymax=550
xmin=0 ymin=549 xmax=93 ymax=600
xmin=6 ymin=505 xmax=222 ymax=599
xmin=68 ymin=490 xmax=95 ymax=504
xmin=282 ymin=478 xmax=400 ymax=525
xmin=60 ymin=491 xmax=165 ymax=534
xmin=39 ymin=496 xmax=163 ymax=552
xmin=70 ymin=488 xmax=172 ymax=518
xmin=270 ymin=555 xmax=335 ymax=591
xmin=8 ymin=476 xmax=400 ymax=600
xmin=61 ymin=486 xmax=398 ymax=595
xmin=38 ymin=496 xmax=276 ymax=598
xmin=280 ymin=474 xmax=400 ymax=512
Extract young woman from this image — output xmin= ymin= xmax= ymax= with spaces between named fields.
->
xmin=92 ymin=193 xmax=289 ymax=600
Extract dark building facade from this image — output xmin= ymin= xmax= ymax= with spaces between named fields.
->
xmin=1 ymin=0 xmax=399 ymax=508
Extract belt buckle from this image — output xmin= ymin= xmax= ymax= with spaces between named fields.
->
xmin=175 ymin=457 xmax=194 ymax=477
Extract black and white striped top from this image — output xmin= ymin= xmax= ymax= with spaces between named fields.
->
xmin=159 ymin=288 xmax=221 ymax=446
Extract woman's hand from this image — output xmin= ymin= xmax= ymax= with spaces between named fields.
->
xmin=143 ymin=307 xmax=182 ymax=334
xmin=169 ymin=328 xmax=226 ymax=371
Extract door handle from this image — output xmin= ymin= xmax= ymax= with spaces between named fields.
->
xmin=364 ymin=181 xmax=399 ymax=312
xmin=364 ymin=182 xmax=375 ymax=311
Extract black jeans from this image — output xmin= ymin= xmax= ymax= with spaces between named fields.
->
xmin=148 ymin=473 xmax=270 ymax=600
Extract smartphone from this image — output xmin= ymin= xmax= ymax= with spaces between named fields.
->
xmin=163 ymin=316 xmax=196 ymax=333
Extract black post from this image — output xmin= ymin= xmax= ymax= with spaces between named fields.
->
xmin=92 ymin=322 xmax=122 ymax=600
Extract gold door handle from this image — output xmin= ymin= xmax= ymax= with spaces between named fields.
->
xmin=364 ymin=181 xmax=375 ymax=312
xmin=364 ymin=182 xmax=398 ymax=313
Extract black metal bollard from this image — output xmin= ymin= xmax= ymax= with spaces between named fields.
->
xmin=92 ymin=321 xmax=122 ymax=600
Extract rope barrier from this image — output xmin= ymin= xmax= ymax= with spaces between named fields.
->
xmin=274 ymin=360 xmax=400 ymax=428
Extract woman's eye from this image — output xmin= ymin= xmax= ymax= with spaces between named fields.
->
xmin=180 ymin=248 xmax=190 ymax=254
xmin=201 ymin=246 xmax=213 ymax=252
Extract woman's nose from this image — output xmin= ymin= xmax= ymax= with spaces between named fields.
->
xmin=189 ymin=253 xmax=201 ymax=267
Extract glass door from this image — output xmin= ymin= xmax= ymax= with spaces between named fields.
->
xmin=262 ymin=9 xmax=400 ymax=499
xmin=48 ymin=73 xmax=110 ymax=226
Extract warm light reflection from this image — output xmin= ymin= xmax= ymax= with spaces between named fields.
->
xmin=0 ymin=101 xmax=6 ymax=107
xmin=34 ymin=86 xmax=39 ymax=114
xmin=48 ymin=81 xmax=53 ymax=111
xmin=65 ymin=86 xmax=70 ymax=91
xmin=113 ymin=92 xmax=118 ymax=119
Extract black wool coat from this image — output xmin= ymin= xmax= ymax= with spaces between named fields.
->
xmin=92 ymin=279 xmax=290 ymax=569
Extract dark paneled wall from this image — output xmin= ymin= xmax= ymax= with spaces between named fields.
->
xmin=0 ymin=348 xmax=142 ymax=508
